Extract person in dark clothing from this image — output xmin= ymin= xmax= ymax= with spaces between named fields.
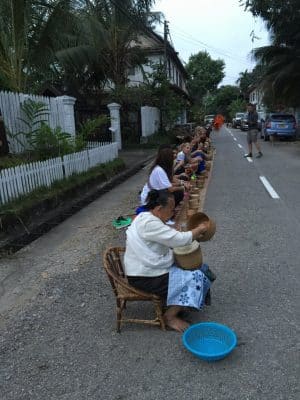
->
xmin=244 ymin=103 xmax=263 ymax=158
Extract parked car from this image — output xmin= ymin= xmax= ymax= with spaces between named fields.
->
xmin=240 ymin=113 xmax=249 ymax=131
xmin=262 ymin=113 xmax=297 ymax=141
xmin=204 ymin=114 xmax=215 ymax=125
xmin=232 ymin=112 xmax=244 ymax=128
xmin=257 ymin=111 xmax=266 ymax=132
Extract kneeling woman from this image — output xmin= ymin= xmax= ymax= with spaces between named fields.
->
xmin=124 ymin=189 xmax=209 ymax=332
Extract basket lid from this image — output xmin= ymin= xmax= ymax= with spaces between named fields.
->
xmin=173 ymin=240 xmax=200 ymax=255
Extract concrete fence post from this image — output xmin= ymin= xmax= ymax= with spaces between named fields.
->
xmin=107 ymin=102 xmax=122 ymax=150
xmin=56 ymin=95 xmax=76 ymax=136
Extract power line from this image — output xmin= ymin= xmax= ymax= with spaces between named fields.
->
xmin=170 ymin=29 xmax=250 ymax=67
xmin=171 ymin=24 xmax=251 ymax=61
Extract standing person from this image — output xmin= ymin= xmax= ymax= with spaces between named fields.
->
xmin=244 ymin=103 xmax=263 ymax=158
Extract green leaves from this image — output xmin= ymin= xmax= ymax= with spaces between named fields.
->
xmin=186 ymin=51 xmax=225 ymax=106
xmin=12 ymin=98 xmax=75 ymax=159
xmin=243 ymin=0 xmax=300 ymax=107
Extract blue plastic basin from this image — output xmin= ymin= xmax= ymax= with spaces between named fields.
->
xmin=182 ymin=322 xmax=237 ymax=361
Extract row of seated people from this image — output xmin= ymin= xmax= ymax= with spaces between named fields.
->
xmin=138 ymin=125 xmax=212 ymax=212
xmin=123 ymin=126 xmax=214 ymax=333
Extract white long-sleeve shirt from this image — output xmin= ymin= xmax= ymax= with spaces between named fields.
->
xmin=124 ymin=212 xmax=193 ymax=277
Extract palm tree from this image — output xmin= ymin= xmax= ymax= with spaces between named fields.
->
xmin=56 ymin=0 xmax=156 ymax=91
xmin=0 ymin=0 xmax=76 ymax=92
xmin=243 ymin=0 xmax=300 ymax=107
xmin=253 ymin=43 xmax=300 ymax=106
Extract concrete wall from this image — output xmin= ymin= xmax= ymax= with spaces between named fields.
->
xmin=141 ymin=106 xmax=160 ymax=137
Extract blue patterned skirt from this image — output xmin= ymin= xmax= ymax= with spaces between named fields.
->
xmin=167 ymin=264 xmax=211 ymax=310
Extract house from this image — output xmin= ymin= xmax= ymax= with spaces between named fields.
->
xmin=127 ymin=29 xmax=189 ymax=125
xmin=249 ymin=85 xmax=300 ymax=135
xmin=248 ymin=86 xmax=266 ymax=115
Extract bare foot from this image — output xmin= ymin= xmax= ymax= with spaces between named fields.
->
xmin=164 ymin=316 xmax=190 ymax=333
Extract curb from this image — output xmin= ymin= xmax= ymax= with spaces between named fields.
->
xmin=0 ymin=155 xmax=154 ymax=255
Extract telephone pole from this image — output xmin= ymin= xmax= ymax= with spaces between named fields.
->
xmin=163 ymin=20 xmax=169 ymax=78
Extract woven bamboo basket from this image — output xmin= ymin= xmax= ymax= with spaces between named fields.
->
xmin=174 ymin=241 xmax=203 ymax=270
xmin=189 ymin=199 xmax=199 ymax=209
xmin=187 ymin=209 xmax=197 ymax=218
xmin=206 ymin=161 xmax=212 ymax=171
xmin=196 ymin=181 xmax=204 ymax=189
xmin=187 ymin=212 xmax=216 ymax=242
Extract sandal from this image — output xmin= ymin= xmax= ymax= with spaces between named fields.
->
xmin=112 ymin=216 xmax=132 ymax=229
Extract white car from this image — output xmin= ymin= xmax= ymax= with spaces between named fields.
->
xmin=232 ymin=112 xmax=244 ymax=128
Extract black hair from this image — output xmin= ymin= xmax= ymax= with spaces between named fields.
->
xmin=183 ymin=135 xmax=192 ymax=143
xmin=158 ymin=144 xmax=172 ymax=150
xmin=149 ymin=147 xmax=174 ymax=181
xmin=145 ymin=189 xmax=174 ymax=210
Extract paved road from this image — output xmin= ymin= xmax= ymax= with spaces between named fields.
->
xmin=0 ymin=130 xmax=299 ymax=400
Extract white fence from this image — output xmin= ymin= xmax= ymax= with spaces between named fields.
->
xmin=0 ymin=90 xmax=76 ymax=153
xmin=0 ymin=142 xmax=118 ymax=205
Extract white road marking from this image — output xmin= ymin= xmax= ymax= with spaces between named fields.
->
xmin=238 ymin=144 xmax=243 ymax=149
xmin=233 ymin=137 xmax=237 ymax=141
xmin=259 ymin=176 xmax=280 ymax=199
xmin=246 ymin=157 xmax=253 ymax=163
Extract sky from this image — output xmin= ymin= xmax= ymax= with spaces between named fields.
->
xmin=152 ymin=0 xmax=270 ymax=86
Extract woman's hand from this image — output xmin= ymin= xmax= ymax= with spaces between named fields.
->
xmin=183 ymin=181 xmax=190 ymax=191
xmin=191 ymin=222 xmax=208 ymax=240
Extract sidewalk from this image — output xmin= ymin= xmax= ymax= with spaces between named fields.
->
xmin=0 ymin=148 xmax=155 ymax=316
xmin=0 ymin=149 xmax=156 ymax=255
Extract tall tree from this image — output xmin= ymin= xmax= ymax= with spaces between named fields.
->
xmin=56 ymin=0 xmax=156 ymax=92
xmin=242 ymin=0 xmax=300 ymax=106
xmin=209 ymin=85 xmax=241 ymax=119
xmin=236 ymin=64 xmax=267 ymax=99
xmin=0 ymin=0 xmax=76 ymax=92
xmin=185 ymin=51 xmax=225 ymax=105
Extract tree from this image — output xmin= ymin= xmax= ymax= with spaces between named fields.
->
xmin=236 ymin=64 xmax=267 ymax=100
xmin=241 ymin=0 xmax=299 ymax=45
xmin=0 ymin=0 xmax=76 ymax=92
xmin=185 ymin=51 xmax=225 ymax=105
xmin=242 ymin=0 xmax=300 ymax=106
xmin=209 ymin=85 xmax=241 ymax=119
xmin=56 ymin=0 xmax=156 ymax=93
xmin=228 ymin=98 xmax=247 ymax=120
xmin=236 ymin=70 xmax=253 ymax=99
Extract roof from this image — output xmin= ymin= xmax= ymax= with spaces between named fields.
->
xmin=137 ymin=29 xmax=188 ymax=79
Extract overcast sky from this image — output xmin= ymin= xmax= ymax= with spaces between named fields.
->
xmin=152 ymin=0 xmax=270 ymax=86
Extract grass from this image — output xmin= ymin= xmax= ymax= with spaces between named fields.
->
xmin=0 ymin=154 xmax=30 ymax=171
xmin=0 ymin=158 xmax=125 ymax=217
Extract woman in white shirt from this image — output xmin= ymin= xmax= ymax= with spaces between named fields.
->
xmin=125 ymin=189 xmax=208 ymax=332
xmin=140 ymin=146 xmax=188 ymax=206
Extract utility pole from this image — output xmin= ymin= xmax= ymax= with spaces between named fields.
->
xmin=163 ymin=20 xmax=169 ymax=78
xmin=161 ymin=20 xmax=170 ymax=132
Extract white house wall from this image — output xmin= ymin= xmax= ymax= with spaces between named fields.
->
xmin=127 ymin=55 xmax=188 ymax=94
